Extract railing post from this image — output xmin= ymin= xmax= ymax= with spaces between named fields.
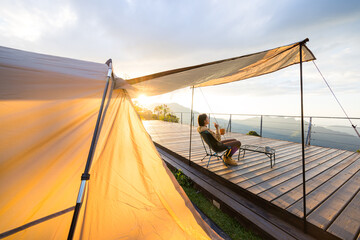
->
xmin=306 ymin=117 xmax=312 ymax=145
xmin=208 ymin=113 xmax=211 ymax=129
xmin=229 ymin=114 xmax=232 ymax=132
xmin=226 ymin=114 xmax=232 ymax=132
xmin=260 ymin=115 xmax=263 ymax=137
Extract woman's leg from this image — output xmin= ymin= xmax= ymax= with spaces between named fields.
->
xmin=223 ymin=140 xmax=241 ymax=157
xmin=221 ymin=139 xmax=237 ymax=144
xmin=221 ymin=139 xmax=237 ymax=157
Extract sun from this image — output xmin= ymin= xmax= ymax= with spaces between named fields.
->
xmin=134 ymin=94 xmax=148 ymax=106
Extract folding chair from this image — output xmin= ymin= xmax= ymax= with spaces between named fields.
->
xmin=199 ymin=130 xmax=231 ymax=168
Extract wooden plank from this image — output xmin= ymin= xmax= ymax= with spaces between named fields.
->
xmin=226 ymin=145 xmax=314 ymax=180
xmin=157 ymin=148 xmax=316 ymax=240
xmin=146 ymin=120 xmax=360 ymax=240
xmin=326 ymin=189 xmax=360 ymax=240
xmin=208 ymin=141 xmax=297 ymax=175
xmin=152 ymin=135 xmax=199 ymax=143
xmin=258 ymin=149 xmax=349 ymax=201
xmin=287 ymin=153 xmax=359 ymax=218
xmin=214 ymin=144 xmax=311 ymax=178
xmin=194 ymin=143 xmax=292 ymax=172
xmin=161 ymin=143 xmax=203 ymax=152
xmin=201 ymin=143 xmax=301 ymax=175
xmin=306 ymin=163 xmax=360 ymax=230
xmin=165 ymin=135 xmax=271 ymax=160
xmin=147 ymin=124 xmax=295 ymax=162
xmin=163 ymin=140 xmax=204 ymax=149
xmin=236 ymin=147 xmax=331 ymax=189
xmin=241 ymin=148 xmax=337 ymax=192
xmin=272 ymin=152 xmax=360 ymax=209
xmin=203 ymin=146 xmax=306 ymax=184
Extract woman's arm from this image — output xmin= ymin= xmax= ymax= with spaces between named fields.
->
xmin=214 ymin=123 xmax=221 ymax=141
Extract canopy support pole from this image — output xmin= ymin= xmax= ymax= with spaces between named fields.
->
xmin=67 ymin=60 xmax=113 ymax=240
xmin=299 ymin=41 xmax=307 ymax=231
xmin=189 ymin=86 xmax=194 ymax=166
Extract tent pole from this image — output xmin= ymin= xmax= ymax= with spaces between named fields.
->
xmin=189 ymin=86 xmax=194 ymax=166
xmin=299 ymin=41 xmax=307 ymax=231
xmin=67 ymin=60 xmax=113 ymax=240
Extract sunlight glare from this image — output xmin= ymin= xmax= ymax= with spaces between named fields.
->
xmin=135 ymin=94 xmax=148 ymax=107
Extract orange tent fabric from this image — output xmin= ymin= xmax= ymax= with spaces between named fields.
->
xmin=0 ymin=46 xmax=221 ymax=239
xmin=74 ymin=89 xmax=220 ymax=239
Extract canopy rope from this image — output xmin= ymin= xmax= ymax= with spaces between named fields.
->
xmin=199 ymin=87 xmax=219 ymax=125
xmin=313 ymin=61 xmax=360 ymax=138
xmin=198 ymin=88 xmax=228 ymax=139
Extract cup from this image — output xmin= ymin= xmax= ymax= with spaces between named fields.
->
xmin=265 ymin=146 xmax=271 ymax=152
xmin=220 ymin=128 xmax=225 ymax=135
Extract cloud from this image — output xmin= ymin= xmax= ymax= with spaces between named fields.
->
xmin=0 ymin=0 xmax=359 ymax=115
xmin=0 ymin=1 xmax=77 ymax=42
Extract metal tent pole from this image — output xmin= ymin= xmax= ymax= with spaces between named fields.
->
xmin=189 ymin=86 xmax=194 ymax=166
xmin=67 ymin=60 xmax=113 ymax=240
xmin=299 ymin=40 xmax=307 ymax=231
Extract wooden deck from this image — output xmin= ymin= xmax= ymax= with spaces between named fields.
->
xmin=144 ymin=120 xmax=360 ymax=240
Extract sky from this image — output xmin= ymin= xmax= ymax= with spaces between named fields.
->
xmin=1 ymin=0 xmax=360 ymax=121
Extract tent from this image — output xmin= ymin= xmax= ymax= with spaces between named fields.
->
xmin=0 ymin=39 xmax=315 ymax=239
xmin=0 ymin=46 xmax=221 ymax=239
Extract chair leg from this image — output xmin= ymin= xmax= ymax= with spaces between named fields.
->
xmin=206 ymin=156 xmax=212 ymax=168
xmin=200 ymin=154 xmax=207 ymax=161
xmin=219 ymin=155 xmax=228 ymax=166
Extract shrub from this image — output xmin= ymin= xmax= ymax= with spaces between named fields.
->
xmin=133 ymin=102 xmax=179 ymax=122
xmin=164 ymin=113 xmax=179 ymax=123
xmin=173 ymin=169 xmax=192 ymax=188
xmin=247 ymin=131 xmax=260 ymax=136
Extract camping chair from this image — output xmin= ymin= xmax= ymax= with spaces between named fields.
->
xmin=199 ymin=130 xmax=231 ymax=168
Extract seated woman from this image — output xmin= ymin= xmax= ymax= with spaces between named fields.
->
xmin=197 ymin=113 xmax=241 ymax=166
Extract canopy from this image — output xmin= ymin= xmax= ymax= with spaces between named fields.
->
xmin=0 ymin=46 xmax=221 ymax=239
xmin=128 ymin=39 xmax=315 ymax=96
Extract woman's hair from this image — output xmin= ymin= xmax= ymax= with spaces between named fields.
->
xmin=198 ymin=113 xmax=208 ymax=126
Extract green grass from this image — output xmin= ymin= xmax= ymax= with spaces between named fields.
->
xmin=172 ymin=169 xmax=261 ymax=240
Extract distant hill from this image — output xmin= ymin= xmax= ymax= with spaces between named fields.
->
xmin=148 ymin=102 xmax=199 ymax=114
xmin=150 ymin=103 xmax=360 ymax=152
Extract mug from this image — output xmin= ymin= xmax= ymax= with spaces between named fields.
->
xmin=220 ymin=128 xmax=225 ymax=135
xmin=265 ymin=146 xmax=271 ymax=152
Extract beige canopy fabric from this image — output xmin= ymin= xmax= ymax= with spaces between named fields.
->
xmin=0 ymin=46 xmax=108 ymax=100
xmin=0 ymin=46 xmax=221 ymax=239
xmin=127 ymin=39 xmax=315 ymax=96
